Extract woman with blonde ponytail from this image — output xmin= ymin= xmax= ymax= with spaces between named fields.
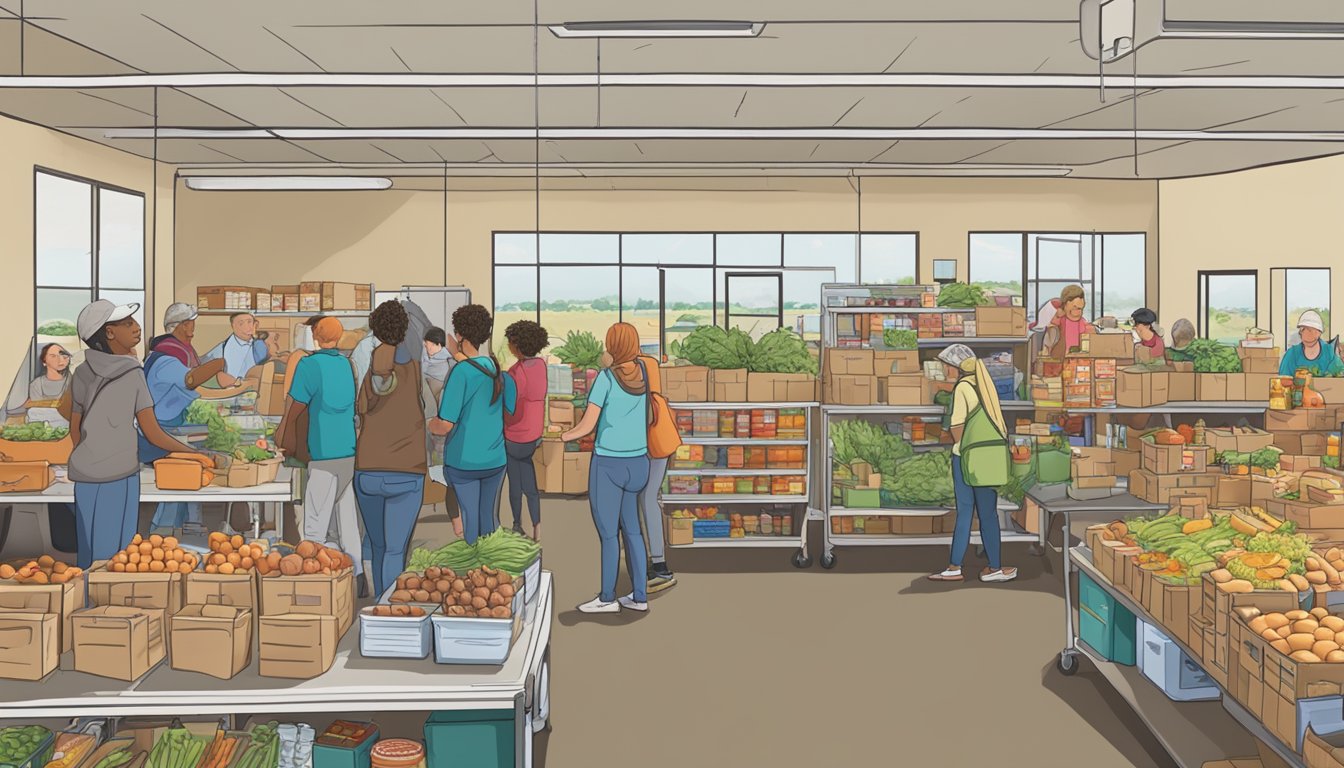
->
xmin=927 ymin=344 xmax=1017 ymax=584
xmin=562 ymin=323 xmax=653 ymax=614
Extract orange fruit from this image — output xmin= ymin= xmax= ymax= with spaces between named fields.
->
xmin=149 ymin=560 xmax=165 ymax=573
xmin=227 ymin=553 xmax=241 ymax=567
xmin=138 ymin=562 xmax=151 ymax=573
xmin=139 ymin=542 xmax=153 ymax=555
xmin=164 ymin=560 xmax=178 ymax=573
xmin=230 ymin=534 xmax=244 ymax=550
xmin=149 ymin=534 xmax=163 ymax=547
xmin=164 ymin=536 xmax=179 ymax=550
xmin=128 ymin=551 xmax=140 ymax=564
xmin=218 ymin=563 xmax=235 ymax=575
xmin=131 ymin=534 xmax=143 ymax=545
xmin=219 ymin=541 xmax=233 ymax=555
xmin=240 ymin=557 xmax=254 ymax=570
xmin=205 ymin=564 xmax=217 ymax=574
xmin=111 ymin=563 xmax=125 ymax=573
xmin=151 ymin=548 xmax=165 ymax=561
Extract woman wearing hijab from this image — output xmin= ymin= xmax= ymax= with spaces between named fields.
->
xmin=562 ymin=322 xmax=652 ymax=614
xmin=928 ymin=344 xmax=1017 ymax=583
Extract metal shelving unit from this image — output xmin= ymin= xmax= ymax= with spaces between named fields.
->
xmin=663 ymin=401 xmax=820 ymax=565
xmin=197 ymin=309 xmax=371 ymax=318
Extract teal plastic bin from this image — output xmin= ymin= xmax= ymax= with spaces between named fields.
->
xmin=313 ymin=721 xmax=378 ymax=768
xmin=424 ymin=710 xmax=515 ymax=768
xmin=1079 ymin=571 xmax=1137 ymax=665
xmin=1037 ymin=447 xmax=1071 ymax=485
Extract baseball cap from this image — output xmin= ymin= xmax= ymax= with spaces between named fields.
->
xmin=163 ymin=302 xmax=198 ymax=330
xmin=76 ymin=299 xmax=139 ymax=342
xmin=1298 ymin=310 xmax=1325 ymax=333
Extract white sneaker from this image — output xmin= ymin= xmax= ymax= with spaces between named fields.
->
xmin=618 ymin=595 xmax=649 ymax=612
xmin=577 ymin=596 xmax=620 ymax=614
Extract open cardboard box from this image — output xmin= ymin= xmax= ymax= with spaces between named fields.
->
xmin=258 ymin=568 xmax=354 ymax=637
xmin=258 ymin=613 xmax=337 ymax=679
xmin=88 ymin=561 xmax=185 ymax=616
xmin=0 ymin=567 xmax=85 ymax=653
xmin=72 ymin=606 xmax=166 ymax=682
xmin=170 ymin=605 xmax=252 ymax=680
xmin=0 ymin=612 xmax=57 ymax=681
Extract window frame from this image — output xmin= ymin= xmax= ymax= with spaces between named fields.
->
xmin=1198 ymin=269 xmax=1259 ymax=340
xmin=1271 ymin=266 xmax=1331 ymax=342
xmin=967 ymin=230 xmax=1147 ymax=321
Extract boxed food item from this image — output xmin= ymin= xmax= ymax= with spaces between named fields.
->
xmin=271 ymin=284 xmax=300 ymax=312
xmin=0 ymin=565 xmax=85 ymax=653
xmin=1206 ymin=426 xmax=1275 ymax=455
xmin=1278 ymin=432 xmax=1333 ymax=457
xmin=359 ymin=606 xmax=433 ymax=660
xmin=169 ymin=605 xmax=252 ymax=680
xmin=974 ymin=306 xmax=1027 ymax=337
xmin=1111 ymin=447 xmax=1141 ymax=477
xmin=72 ymin=606 xmax=166 ymax=682
xmin=827 ymin=375 xmax=877 ymax=405
xmin=1128 ymin=469 xmax=1217 ymax=505
xmin=314 ymin=721 xmax=380 ymax=768
xmin=1071 ymin=447 xmax=1116 ymax=489
xmin=1268 ymin=406 xmax=1344 ymax=433
xmin=665 ymin=517 xmax=693 ymax=547
xmin=1117 ymin=369 xmax=1169 ymax=408
xmin=1265 ymin=499 xmax=1344 ymax=530
xmin=663 ymin=366 xmax=709 ymax=402
xmin=258 ymin=569 xmax=354 ymax=637
xmin=258 ymin=613 xmax=337 ymax=679
xmin=824 ymin=348 xmax=875 ymax=377
xmin=184 ymin=570 xmax=257 ymax=612
xmin=884 ymin=374 xmax=929 ymax=406
xmin=196 ymin=285 xmax=262 ymax=311
xmin=1141 ymin=441 xmax=1213 ymax=474
xmin=222 ymin=457 xmax=282 ymax=488
xmin=1197 ymin=373 xmax=1247 ymax=402
xmin=311 ymin=282 xmax=371 ymax=311
xmin=873 ymin=350 xmax=921 ymax=375
xmin=709 ymin=368 xmax=748 ymax=402
xmin=746 ymin=372 xmax=818 ymax=403
xmin=0 ymin=612 xmax=57 ymax=681
xmin=88 ymin=563 xmax=185 ymax=616
xmin=0 ymin=458 xmax=55 ymax=494
xmin=533 ymin=440 xmax=590 ymax=494
xmin=1081 ymin=332 xmax=1134 ymax=360
xmin=431 ymin=596 xmax=524 ymax=665
xmin=547 ymin=399 xmax=575 ymax=428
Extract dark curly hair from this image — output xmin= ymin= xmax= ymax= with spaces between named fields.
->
xmin=452 ymin=304 xmax=494 ymax=348
xmin=369 ymin=300 xmax=409 ymax=346
xmin=505 ymin=320 xmax=549 ymax=358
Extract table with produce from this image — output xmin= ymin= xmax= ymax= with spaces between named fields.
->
xmin=0 ymin=528 xmax=551 ymax=768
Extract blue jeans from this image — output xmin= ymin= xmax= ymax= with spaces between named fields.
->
xmin=445 ymin=465 xmax=506 ymax=545
xmin=354 ymin=471 xmax=426 ymax=597
xmin=505 ymin=439 xmax=542 ymax=527
xmin=589 ymin=454 xmax=650 ymax=603
xmin=149 ymin=501 xmax=201 ymax=531
xmin=950 ymin=454 xmax=1002 ymax=570
xmin=74 ymin=475 xmax=139 ymax=569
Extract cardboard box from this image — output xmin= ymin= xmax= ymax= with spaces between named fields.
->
xmin=196 ymin=285 xmax=262 ymax=311
xmin=1012 ymin=497 xmax=1043 ymax=537
xmin=1267 ymin=499 xmax=1344 ymax=530
xmin=974 ymin=306 xmax=1027 ymax=337
xmin=1305 ymin=726 xmax=1344 ymax=768
xmin=88 ymin=564 xmax=184 ymax=615
xmin=884 ymin=374 xmax=929 ymax=406
xmin=665 ymin=517 xmax=693 ymax=547
xmin=824 ymin=348 xmax=875 ymax=377
xmin=224 ymin=458 xmax=282 ymax=488
xmin=184 ymin=571 xmax=257 ymax=612
xmin=170 ymin=605 xmax=252 ymax=680
xmin=1198 ymin=373 xmax=1248 ymax=402
xmin=1206 ymin=426 xmax=1276 ymax=455
xmin=1277 ymin=432 xmax=1334 ymax=457
xmin=1072 ymin=447 xmax=1114 ymax=478
xmin=534 ymin=440 xmax=591 ymax=495
xmin=1315 ymin=378 xmax=1344 ymax=406
xmin=1243 ymin=357 xmax=1282 ymax=375
xmin=1284 ymin=455 xmax=1325 ymax=472
xmin=746 ymin=372 xmax=818 ymax=403
xmin=72 ymin=606 xmax=166 ymax=682
xmin=827 ymin=375 xmax=877 ymax=405
xmin=1218 ymin=476 xmax=1253 ymax=507
xmin=1111 ymin=447 xmax=1141 ymax=477
xmin=314 ymin=282 xmax=370 ymax=312
xmin=1128 ymin=469 xmax=1218 ymax=505
xmin=709 ymin=368 xmax=748 ymax=402
xmin=1140 ymin=441 xmax=1212 ymax=475
xmin=873 ymin=350 xmax=921 ymax=375
xmin=1146 ymin=581 xmax=1201 ymax=646
xmin=1168 ymin=370 xmax=1196 ymax=402
xmin=1175 ymin=496 xmax=1209 ymax=520
xmin=1117 ymin=369 xmax=1169 ymax=408
xmin=547 ymin=399 xmax=575 ymax=427
xmin=1267 ymin=407 xmax=1344 ymax=433
xmin=1082 ymin=332 xmax=1135 ymax=360
xmin=258 ymin=569 xmax=354 ymax=637
xmin=0 ymin=613 xmax=57 ymax=681
xmin=1245 ymin=373 xmax=1278 ymax=401
xmin=258 ymin=613 xmax=337 ymax=679
xmin=663 ymin=366 xmax=709 ymax=403
xmin=0 ymin=570 xmax=85 ymax=653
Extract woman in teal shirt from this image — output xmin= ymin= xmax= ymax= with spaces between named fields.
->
xmin=1280 ymin=310 xmax=1344 ymax=377
xmin=562 ymin=323 xmax=651 ymax=614
xmin=429 ymin=305 xmax=516 ymax=545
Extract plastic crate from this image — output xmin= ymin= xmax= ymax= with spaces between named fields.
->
xmin=693 ymin=520 xmax=731 ymax=539
xmin=359 ymin=606 xmax=436 ymax=659
xmin=424 ymin=711 xmax=514 ymax=768
xmin=522 ymin=553 xmax=542 ymax=605
xmin=1079 ymin=572 xmax=1136 ymax=665
xmin=313 ymin=721 xmax=379 ymax=768
xmin=0 ymin=726 xmax=54 ymax=768
xmin=430 ymin=590 xmax=524 ymax=665
xmin=1137 ymin=620 xmax=1218 ymax=702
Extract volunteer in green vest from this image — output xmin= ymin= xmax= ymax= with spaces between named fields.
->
xmin=928 ymin=344 xmax=1017 ymax=584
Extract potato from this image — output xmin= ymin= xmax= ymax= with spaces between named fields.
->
xmin=240 ymin=557 xmax=254 ymax=571
xmin=471 ymin=596 xmax=488 ymax=610
xmin=0 ymin=564 xmax=15 ymax=580
xmin=486 ymin=577 xmax=498 ymax=590
xmin=268 ymin=552 xmax=282 ymax=568
xmin=1314 ymin=607 xmax=1331 ymax=619
xmin=442 ymin=568 xmax=457 ymax=581
xmin=447 ymin=604 xmax=466 ymax=616
xmin=1290 ymin=574 xmax=1311 ymax=592
xmin=1316 ymin=627 xmax=1338 ymax=642
xmin=1308 ymin=571 xmax=1330 ymax=585
xmin=316 ymin=549 xmax=334 ymax=569
xmin=425 ymin=567 xmax=441 ymax=580
xmin=1289 ymin=633 xmax=1318 ymax=652
xmin=488 ymin=592 xmax=506 ymax=608
xmin=1249 ymin=616 xmax=1271 ymax=635
xmin=1273 ymin=639 xmax=1293 ymax=655
xmin=1294 ymin=619 xmax=1321 ymax=634
xmin=390 ymin=589 xmax=412 ymax=602
xmin=1315 ymin=640 xmax=1340 ymax=659
xmin=429 ymin=591 xmax=442 ymax=604
xmin=1262 ymin=628 xmax=1283 ymax=642
xmin=498 ymin=584 xmax=515 ymax=599
xmin=1329 ymin=650 xmax=1344 ymax=664
xmin=472 ymin=587 xmax=490 ymax=602
xmin=497 ymin=571 xmax=512 ymax=585
xmin=470 ymin=571 xmax=487 ymax=588
xmin=296 ymin=541 xmax=319 ymax=559
xmin=1219 ymin=580 xmax=1255 ymax=594
xmin=436 ymin=579 xmax=452 ymax=593
xmin=1293 ymin=650 xmax=1324 ymax=663
xmin=452 ymin=579 xmax=467 ymax=594
xmin=280 ymin=554 xmax=304 ymax=576
xmin=457 ymin=592 xmax=473 ymax=607
xmin=410 ymin=607 xmax=425 ymax=617
xmin=302 ymin=558 xmax=321 ymax=574
xmin=404 ymin=576 xmax=421 ymax=591
xmin=412 ymin=589 xmax=431 ymax=602
xmin=218 ymin=563 xmax=235 ymax=575
xmin=1265 ymin=614 xmax=1291 ymax=630
xmin=1288 ymin=609 xmax=1312 ymax=621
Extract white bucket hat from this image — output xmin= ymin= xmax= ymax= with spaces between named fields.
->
xmin=937 ymin=343 xmax=976 ymax=370
xmin=1298 ymin=310 xmax=1325 ymax=333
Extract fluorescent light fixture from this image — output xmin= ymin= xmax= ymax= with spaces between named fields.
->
xmin=104 ymin=128 xmax=273 ymax=139
xmin=183 ymin=176 xmax=392 ymax=191
xmin=549 ymin=21 xmax=763 ymax=38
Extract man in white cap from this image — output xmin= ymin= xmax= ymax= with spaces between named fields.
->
xmin=1280 ymin=309 xmax=1343 ymax=377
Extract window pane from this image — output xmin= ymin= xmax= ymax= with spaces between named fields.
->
xmin=621 ymin=267 xmax=661 ymax=356
xmin=785 ymin=270 xmax=832 ymax=343
xmin=495 ymin=233 xmax=538 ymax=264
xmin=98 ymin=189 xmax=144 ymax=290
xmin=492 ymin=266 xmax=538 ymax=366
xmin=623 ymin=234 xmax=712 ymax=265
xmin=717 ymin=234 xmax=781 ymax=266
xmin=726 ymin=274 xmax=781 ymax=340
xmin=539 ymin=266 xmax=620 ymax=354
xmin=37 ymin=288 xmax=91 ymax=340
xmin=1285 ymin=268 xmax=1331 ymax=342
xmin=1101 ymin=234 xmax=1146 ymax=321
xmin=540 ymin=233 xmax=618 ymax=264
xmin=860 ymin=234 xmax=916 ymax=285
xmin=784 ymin=234 xmax=856 ymax=283
xmin=663 ymin=268 xmax=714 ymax=362
xmin=36 ymin=172 xmax=92 ymax=287
xmin=1204 ymin=273 xmax=1257 ymax=345
xmin=969 ymin=234 xmax=1023 ymax=296
xmin=1031 ymin=234 xmax=1086 ymax=281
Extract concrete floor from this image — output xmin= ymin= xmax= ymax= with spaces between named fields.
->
xmin=409 ymin=497 xmax=1187 ymax=768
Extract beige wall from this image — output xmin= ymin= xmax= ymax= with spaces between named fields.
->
xmin=0 ymin=113 xmax=169 ymax=381
xmin=176 ymin=176 xmax=1159 ymax=318
xmin=1159 ymin=155 xmax=1344 ymax=342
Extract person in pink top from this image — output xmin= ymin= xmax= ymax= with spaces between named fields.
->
xmin=503 ymin=320 xmax=549 ymax=540
xmin=1046 ymin=284 xmax=1096 ymax=359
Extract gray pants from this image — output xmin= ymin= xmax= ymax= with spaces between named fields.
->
xmin=639 ymin=455 xmax=669 ymax=565
xmin=305 ymin=458 xmax=364 ymax=575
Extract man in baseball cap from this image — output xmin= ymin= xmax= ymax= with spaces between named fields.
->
xmin=1280 ymin=309 xmax=1344 ymax=377
xmin=76 ymin=299 xmax=140 ymax=350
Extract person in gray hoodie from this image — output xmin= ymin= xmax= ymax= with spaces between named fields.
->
xmin=68 ymin=300 xmax=205 ymax=568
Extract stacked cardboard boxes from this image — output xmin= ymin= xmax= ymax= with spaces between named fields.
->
xmin=824 ymin=349 xmax=879 ymax=406
xmin=974 ymin=306 xmax=1027 ymax=338
xmin=171 ymin=569 xmax=258 ymax=680
xmin=71 ymin=564 xmax=185 ymax=682
xmin=0 ymin=568 xmax=85 ymax=681
xmin=1071 ymin=447 xmax=1117 ymax=493
xmin=1117 ymin=367 xmax=1170 ymax=408
xmin=257 ymin=569 xmax=354 ymax=679
xmin=663 ymin=365 xmax=710 ymax=402
xmin=1267 ymin=406 xmax=1344 ymax=457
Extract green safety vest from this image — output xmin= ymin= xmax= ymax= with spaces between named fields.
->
xmin=956 ymin=380 xmax=1009 ymax=488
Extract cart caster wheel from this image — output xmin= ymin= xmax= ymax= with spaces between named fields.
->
xmin=1057 ymin=652 xmax=1079 ymax=676
xmin=821 ymin=552 xmax=837 ymax=569
xmin=791 ymin=551 xmax=812 ymax=569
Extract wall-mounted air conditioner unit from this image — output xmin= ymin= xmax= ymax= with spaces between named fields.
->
xmin=1081 ymin=0 xmax=1344 ymax=62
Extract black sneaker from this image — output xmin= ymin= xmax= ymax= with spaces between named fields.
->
xmin=512 ymin=524 xmax=526 ymax=536
xmin=358 ymin=577 xmax=370 ymax=600
xmin=647 ymin=566 xmax=677 ymax=594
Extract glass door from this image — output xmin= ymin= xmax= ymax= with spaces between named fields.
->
xmin=659 ymin=267 xmax=714 ymax=362
xmin=724 ymin=272 xmax=784 ymax=340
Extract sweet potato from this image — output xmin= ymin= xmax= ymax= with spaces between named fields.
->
xmin=295 ymin=540 xmax=319 ymax=559
xmin=302 ymin=558 xmax=321 ymax=574
xmin=412 ymin=589 xmax=430 ymax=602
xmin=280 ymin=554 xmax=303 ymax=576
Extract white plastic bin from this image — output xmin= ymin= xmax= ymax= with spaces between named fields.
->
xmin=358 ymin=606 xmax=436 ymax=659
xmin=523 ymin=554 xmax=542 ymax=605
xmin=431 ymin=590 xmax=525 ymax=665
xmin=1138 ymin=620 xmax=1219 ymax=702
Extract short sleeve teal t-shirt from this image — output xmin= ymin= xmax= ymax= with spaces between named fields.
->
xmin=438 ymin=356 xmax=517 ymax=471
xmin=290 ymin=349 xmax=357 ymax=461
xmin=589 ymin=369 xmax=648 ymax=458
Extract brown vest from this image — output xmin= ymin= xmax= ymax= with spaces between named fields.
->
xmin=356 ymin=356 xmax=429 ymax=474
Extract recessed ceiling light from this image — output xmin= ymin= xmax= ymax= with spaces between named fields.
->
xmin=549 ymin=21 xmax=764 ymax=38
xmin=183 ymin=176 xmax=392 ymax=191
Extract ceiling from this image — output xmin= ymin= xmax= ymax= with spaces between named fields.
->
xmin=1 ymin=1 xmax=1343 ymax=179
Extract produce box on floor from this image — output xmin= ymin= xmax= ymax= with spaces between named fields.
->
xmin=170 ymin=605 xmax=252 ymax=680
xmin=534 ymin=440 xmax=590 ymax=495
xmin=0 ymin=561 xmax=85 ymax=653
xmin=258 ymin=613 xmax=337 ymax=679
xmin=0 ymin=612 xmax=57 ymax=681
xmin=1117 ymin=369 xmax=1169 ymax=408
xmin=663 ymin=365 xmax=709 ymax=402
xmin=709 ymin=368 xmax=748 ymax=402
xmin=72 ymin=606 xmax=166 ymax=682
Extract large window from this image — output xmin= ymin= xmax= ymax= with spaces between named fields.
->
xmin=493 ymin=232 xmax=916 ymax=363
xmin=35 ymin=169 xmax=146 ymax=368
xmin=969 ymin=232 xmax=1146 ymax=323
xmin=1199 ymin=270 xmax=1258 ymax=345
xmin=1275 ymin=267 xmax=1331 ymax=345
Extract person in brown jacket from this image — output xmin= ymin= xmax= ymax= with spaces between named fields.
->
xmin=353 ymin=301 xmax=429 ymax=597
